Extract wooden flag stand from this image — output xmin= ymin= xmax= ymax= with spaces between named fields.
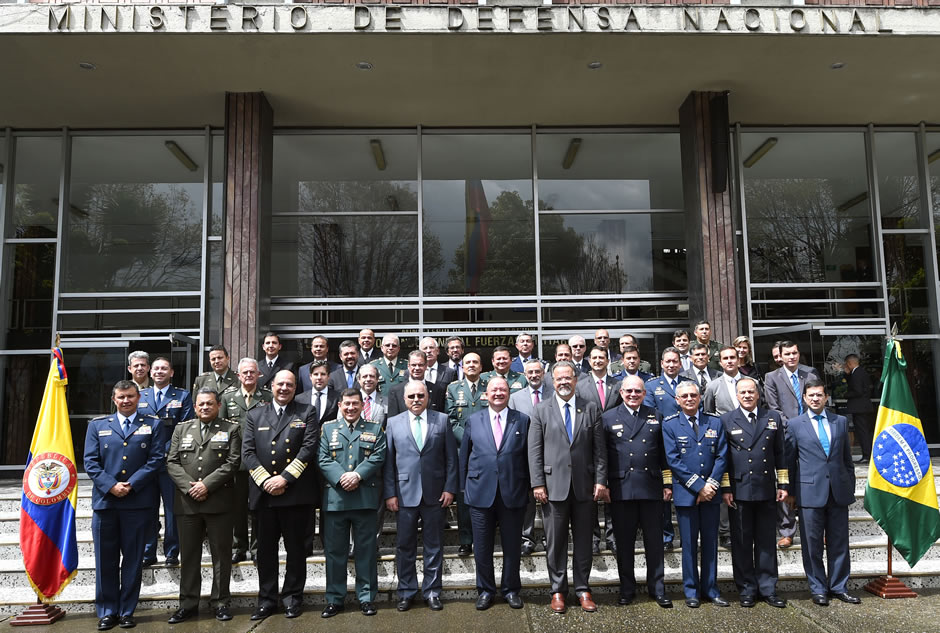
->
xmin=864 ymin=540 xmax=918 ymax=599
xmin=10 ymin=597 xmax=66 ymax=625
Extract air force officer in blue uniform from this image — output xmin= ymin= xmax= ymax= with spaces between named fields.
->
xmin=84 ymin=380 xmax=165 ymax=631
xmin=662 ymin=381 xmax=729 ymax=608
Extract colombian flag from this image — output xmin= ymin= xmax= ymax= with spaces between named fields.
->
xmin=19 ymin=348 xmax=78 ymax=601
xmin=863 ymin=339 xmax=940 ymax=567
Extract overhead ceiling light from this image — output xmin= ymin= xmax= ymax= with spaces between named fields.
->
xmin=78 ymin=61 xmax=96 ymax=70
xmin=837 ymin=191 xmax=868 ymax=212
xmin=928 ymin=148 xmax=940 ymax=164
xmin=830 ymin=62 xmax=846 ymax=70
xmin=356 ymin=61 xmax=374 ymax=71
xmin=165 ymin=140 xmax=198 ymax=172
xmin=742 ymin=137 xmax=777 ymax=168
xmin=370 ymin=139 xmax=386 ymax=171
xmin=587 ymin=61 xmax=603 ymax=70
xmin=562 ymin=138 xmax=582 ymax=170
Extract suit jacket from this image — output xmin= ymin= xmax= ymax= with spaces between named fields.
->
xmin=258 ymin=357 xmax=294 ymax=389
xmin=785 ymin=410 xmax=855 ymax=508
xmin=318 ymin=417 xmax=386 ymax=511
xmin=358 ymin=348 xmax=379 ymax=367
xmin=643 ymin=374 xmax=693 ymax=418
xmin=137 ymin=385 xmax=195 ymax=457
xmin=383 ymin=410 xmax=458 ymax=507
xmin=845 ymin=367 xmax=874 ymax=414
xmin=83 ymin=413 xmax=164 ymax=511
xmin=602 ymin=404 xmax=668 ymax=501
xmin=460 ymin=408 xmax=530 ymax=509
xmin=370 ymin=356 xmax=409 ymax=396
xmin=662 ymin=411 xmax=728 ymax=507
xmin=576 ymin=372 xmax=623 ymax=412
xmin=296 ymin=386 xmax=339 ymax=424
xmin=764 ymin=364 xmax=821 ymax=421
xmin=508 ymin=383 xmax=554 ymax=419
xmin=192 ymin=369 xmax=237 ymax=395
xmin=387 ymin=380 xmax=446 ymax=417
xmin=445 ymin=378 xmax=489 ymax=448
xmin=527 ymin=397 xmax=607 ymax=502
xmin=328 ymin=365 xmax=360 ymax=393
xmin=242 ymin=400 xmax=320 ymax=509
xmin=297 ymin=359 xmax=341 ymax=393
xmin=703 ymin=374 xmax=746 ymax=417
xmin=361 ymin=391 xmax=387 ymax=428
xmin=719 ymin=407 xmax=788 ymax=501
xmin=681 ymin=366 xmax=722 ymax=389
xmin=166 ymin=416 xmax=241 ymax=514
xmin=573 ymin=358 xmax=591 ymax=375
xmin=426 ymin=363 xmax=457 ymax=391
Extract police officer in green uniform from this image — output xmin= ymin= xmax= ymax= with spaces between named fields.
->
xmin=479 ymin=346 xmax=527 ymax=393
xmin=319 ymin=388 xmax=387 ymax=618
xmin=370 ymin=334 xmax=409 ymax=397
xmin=220 ymin=358 xmax=272 ymax=563
xmin=193 ymin=345 xmax=238 ymax=394
xmin=445 ymin=352 xmax=488 ymax=556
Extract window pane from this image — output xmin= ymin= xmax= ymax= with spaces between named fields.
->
xmin=211 ymin=134 xmax=224 ymax=236
xmin=536 ymin=133 xmax=683 ymax=210
xmin=422 ymin=134 xmax=534 ymax=296
xmin=874 ymin=132 xmax=925 ymax=229
xmin=0 ymin=355 xmax=51 ymax=464
xmin=884 ymin=233 xmax=938 ymax=335
xmin=8 ymin=136 xmax=61 ymax=238
xmin=928 ymin=132 xmax=940 ymax=274
xmin=902 ymin=339 xmax=940 ymax=443
xmin=66 ymin=135 xmax=205 ymax=292
xmin=742 ymin=132 xmax=874 ymax=284
xmin=1 ymin=243 xmax=55 ymax=350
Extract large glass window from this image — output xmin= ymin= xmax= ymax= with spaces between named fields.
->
xmin=884 ymin=233 xmax=937 ymax=335
xmin=65 ymin=135 xmax=205 ymax=292
xmin=874 ymin=132 xmax=925 ymax=229
xmin=1 ymin=243 xmax=55 ymax=350
xmin=8 ymin=136 xmax=61 ymax=238
xmin=928 ymin=132 xmax=940 ymax=273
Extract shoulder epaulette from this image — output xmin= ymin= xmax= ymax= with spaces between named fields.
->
xmin=663 ymin=412 xmax=680 ymax=422
xmin=91 ymin=414 xmax=110 ymax=422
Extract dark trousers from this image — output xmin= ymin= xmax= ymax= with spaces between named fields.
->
xmin=592 ymin=502 xmax=615 ymax=549
xmin=521 ymin=492 xmax=544 ymax=549
xmin=543 ymin=491 xmax=594 ymax=595
xmin=798 ymin=500 xmax=851 ymax=595
xmin=177 ymin=512 xmax=233 ymax=609
xmin=852 ymin=411 xmax=875 ymax=459
xmin=143 ymin=470 xmax=179 ymax=561
xmin=675 ymin=502 xmax=720 ymax=600
xmin=255 ymin=504 xmax=310 ymax=608
xmin=777 ymin=498 xmax=798 ymax=539
xmin=232 ymin=471 xmax=258 ymax=558
xmin=92 ymin=508 xmax=151 ymax=618
xmin=610 ymin=499 xmax=666 ymax=598
xmin=469 ymin=495 xmax=525 ymax=596
xmin=728 ymin=499 xmax=779 ymax=598
xmin=663 ymin=500 xmax=676 ymax=544
xmin=396 ymin=503 xmax=445 ymax=600
xmin=324 ymin=509 xmax=378 ymax=604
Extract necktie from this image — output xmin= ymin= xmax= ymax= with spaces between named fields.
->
xmin=388 ymin=361 xmax=394 ymax=376
xmin=791 ymin=373 xmax=803 ymax=415
xmin=156 ymin=390 xmax=164 ymax=408
xmin=347 ymin=370 xmax=355 ymax=389
xmin=268 ymin=360 xmax=274 ymax=369
xmin=245 ymin=392 xmax=252 ymax=408
xmin=317 ymin=392 xmax=325 ymax=420
xmin=532 ymin=389 xmax=540 ymax=406
xmin=564 ymin=403 xmax=573 ymax=442
xmin=815 ymin=414 xmax=830 ymax=456
xmin=413 ymin=415 xmax=423 ymax=450
xmin=122 ymin=418 xmax=130 ymax=436
xmin=689 ymin=415 xmax=699 ymax=436
xmin=276 ymin=406 xmax=285 ymax=421
xmin=596 ymin=379 xmax=606 ymax=407
xmin=671 ymin=378 xmax=678 ymax=391
xmin=493 ymin=412 xmax=503 ymax=448
xmin=470 ymin=383 xmax=477 ymax=398
xmin=699 ymin=370 xmax=708 ymax=391
xmin=429 ymin=367 xmax=436 ymax=384
xmin=202 ymin=423 xmax=209 ymax=440
xmin=363 ymin=395 xmax=372 ymax=420
xmin=748 ymin=412 xmax=757 ymax=425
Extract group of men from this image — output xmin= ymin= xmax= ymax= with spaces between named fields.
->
xmin=82 ymin=324 xmax=865 ymax=629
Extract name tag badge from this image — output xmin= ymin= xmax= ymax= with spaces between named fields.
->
xmin=137 ymin=402 xmax=148 ymax=408
xmin=134 ymin=425 xmax=152 ymax=435
xmin=512 ymin=381 xmax=523 ymax=390
xmin=98 ymin=429 xmax=112 ymax=436
xmin=211 ymin=431 xmax=229 ymax=442
xmin=329 ymin=442 xmax=342 ymax=449
xmin=647 ymin=419 xmax=660 ymax=425
xmin=612 ymin=424 xmax=623 ymax=430
xmin=731 ymin=429 xmax=744 ymax=435
xmin=258 ymin=426 xmax=270 ymax=431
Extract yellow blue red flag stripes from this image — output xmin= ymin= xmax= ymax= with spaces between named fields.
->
xmin=863 ymin=339 xmax=940 ymax=567
xmin=19 ymin=348 xmax=78 ymax=601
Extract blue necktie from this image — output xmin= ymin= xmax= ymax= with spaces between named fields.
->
xmin=156 ymin=390 xmax=163 ymax=409
xmin=790 ymin=373 xmax=802 ymax=415
xmin=815 ymin=414 xmax=830 ymax=456
xmin=564 ymin=403 xmax=573 ymax=442
xmin=670 ymin=379 xmax=677 ymax=391
xmin=347 ymin=371 xmax=355 ymax=389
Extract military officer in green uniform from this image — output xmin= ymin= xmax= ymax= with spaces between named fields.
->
xmin=193 ymin=345 xmax=238 ymax=394
xmin=693 ymin=320 xmax=724 ymax=371
xmin=445 ymin=352 xmax=488 ymax=556
xmin=220 ymin=358 xmax=272 ymax=563
xmin=319 ymin=388 xmax=387 ymax=618
xmin=166 ymin=388 xmax=241 ymax=623
xmin=370 ymin=334 xmax=409 ymax=397
xmin=479 ymin=346 xmax=527 ymax=393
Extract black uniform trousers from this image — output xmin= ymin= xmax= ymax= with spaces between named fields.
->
xmin=610 ymin=499 xmax=666 ymax=599
xmin=728 ymin=499 xmax=779 ymax=598
xmin=232 ymin=471 xmax=258 ymax=558
xmin=256 ymin=504 xmax=310 ymax=608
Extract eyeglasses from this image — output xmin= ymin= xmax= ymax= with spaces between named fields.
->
xmin=622 ymin=388 xmax=644 ymax=394
xmin=571 ymin=344 xmax=585 ymax=348
xmin=405 ymin=393 xmax=426 ymax=400
xmin=677 ymin=393 xmax=700 ymax=399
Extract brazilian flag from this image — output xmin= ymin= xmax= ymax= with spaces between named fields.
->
xmin=863 ymin=339 xmax=940 ymax=567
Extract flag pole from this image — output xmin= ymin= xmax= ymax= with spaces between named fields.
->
xmin=863 ymin=538 xmax=917 ymax=599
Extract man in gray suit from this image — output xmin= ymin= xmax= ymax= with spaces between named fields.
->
xmin=764 ymin=340 xmax=820 ymax=549
xmin=384 ymin=381 xmax=458 ymax=612
xmin=508 ymin=359 xmax=553 ymax=556
xmin=703 ymin=347 xmax=748 ymax=417
xmin=528 ymin=360 xmax=607 ymax=614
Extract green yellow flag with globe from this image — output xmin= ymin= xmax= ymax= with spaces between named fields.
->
xmin=863 ymin=339 xmax=940 ymax=567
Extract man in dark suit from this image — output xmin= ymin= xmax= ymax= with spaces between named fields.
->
xmin=510 ymin=332 xmax=547 ymax=374
xmin=568 ymin=335 xmax=591 ymax=374
xmin=764 ymin=340 xmax=820 ymax=549
xmin=328 ymin=340 xmax=361 ymax=392
xmin=139 ymin=357 xmax=194 ymax=567
xmin=681 ymin=343 xmax=722 ymax=392
xmin=193 ymin=345 xmax=237 ymax=395
xmin=166 ymin=388 xmax=241 ymax=623
xmin=258 ymin=332 xmax=293 ymax=389
xmin=296 ymin=360 xmax=339 ymax=423
xmin=786 ymin=380 xmax=860 ymax=606
xmin=844 ymin=354 xmax=874 ymax=462
xmin=384 ymin=381 xmax=458 ymax=612
xmin=461 ymin=377 xmax=530 ymax=610
xmin=242 ymin=370 xmax=320 ymax=620
xmin=84 ymin=381 xmax=164 ymax=631
xmin=593 ymin=328 xmax=621 ymax=363
xmin=603 ymin=376 xmax=673 ymax=609
xmin=387 ymin=351 xmax=446 ymax=416
xmin=444 ymin=336 xmax=465 ymax=381
xmin=719 ymin=377 xmax=788 ymax=608
xmin=528 ymin=360 xmax=607 ymax=614
xmin=358 ymin=328 xmax=378 ymax=366
xmin=297 ymin=335 xmax=340 ymax=393
xmin=421 ymin=336 xmax=457 ymax=389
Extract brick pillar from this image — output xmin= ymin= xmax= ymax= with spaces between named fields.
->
xmin=679 ymin=91 xmax=740 ymax=346
xmin=222 ymin=92 xmax=273 ymax=362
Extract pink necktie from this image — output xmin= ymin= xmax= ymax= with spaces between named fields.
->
xmin=597 ymin=379 xmax=606 ymax=407
xmin=493 ymin=412 xmax=503 ymax=448
xmin=532 ymin=389 xmax=540 ymax=406
xmin=363 ymin=395 xmax=372 ymax=420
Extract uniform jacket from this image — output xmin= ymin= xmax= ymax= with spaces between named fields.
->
xmin=719 ymin=407 xmax=788 ymax=501
xmin=386 ymin=380 xmax=446 ymax=417
xmin=258 ymin=357 xmax=293 ymax=389
xmin=383 ymin=410 xmax=458 ymax=507
xmin=785 ymin=410 xmax=855 ymax=508
xmin=166 ymin=416 xmax=241 ymax=514
xmin=662 ymin=411 xmax=728 ymax=507
xmin=84 ymin=413 xmax=164 ymax=510
xmin=602 ymin=404 xmax=669 ymax=501
xmin=192 ymin=370 xmax=238 ymax=395
xmin=643 ymin=374 xmax=693 ymax=418
xmin=318 ymin=417 xmax=386 ymax=512
xmin=445 ymin=378 xmax=489 ymax=447
xmin=370 ymin=356 xmax=409 ymax=396
xmin=460 ymin=407 xmax=530 ymax=509
xmin=138 ymin=385 xmax=195 ymax=457
xmin=480 ymin=369 xmax=528 ymax=393
xmin=764 ymin=364 xmax=820 ymax=421
xmin=576 ymin=372 xmax=623 ymax=412
xmin=608 ymin=365 xmax=653 ymax=383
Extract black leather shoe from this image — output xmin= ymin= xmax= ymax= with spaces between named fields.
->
xmin=617 ymin=594 xmax=635 ymax=606
xmin=521 ymin=542 xmax=535 ymax=556
xmin=740 ymin=596 xmax=755 ymax=608
xmin=231 ymin=551 xmax=247 ymax=564
xmin=426 ymin=596 xmax=443 ymax=611
xmin=251 ymin=604 xmax=277 ymax=620
xmin=321 ymin=603 xmax=344 ymax=618
xmin=664 ymin=541 xmax=675 ymax=551
xmin=168 ymin=608 xmax=195 ymax=624
xmin=831 ymin=592 xmax=861 ymax=604
xmin=285 ymin=604 xmax=303 ymax=618
xmin=764 ymin=595 xmax=787 ymax=608
xmin=685 ymin=598 xmax=700 ymax=608
xmin=118 ymin=615 xmax=136 ymax=629
xmin=164 ymin=558 xmax=179 ymax=567
xmin=141 ymin=558 xmax=156 ymax=568
xmin=719 ymin=536 xmax=732 ymax=548
xmin=710 ymin=596 xmax=730 ymax=607
xmin=654 ymin=595 xmax=673 ymax=608
xmin=361 ymin=601 xmax=377 ymax=616
xmin=475 ymin=593 xmax=494 ymax=610
xmin=215 ymin=606 xmax=233 ymax=621
xmin=97 ymin=615 xmax=119 ymax=631
xmin=506 ymin=593 xmax=524 ymax=609
xmin=397 ymin=598 xmax=412 ymax=612
xmin=458 ymin=544 xmax=473 ymax=556
xmin=811 ymin=593 xmax=829 ymax=606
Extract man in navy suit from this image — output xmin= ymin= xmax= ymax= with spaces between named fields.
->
xmin=295 ymin=360 xmax=339 ymax=423
xmin=420 ymin=336 xmax=457 ymax=389
xmin=85 ymin=381 xmax=164 ymax=631
xmin=461 ymin=377 xmax=530 ymax=610
xmin=328 ymin=340 xmax=362 ymax=393
xmin=297 ymin=335 xmax=340 ymax=393
xmin=387 ymin=351 xmax=446 ymax=416
xmin=138 ymin=357 xmax=194 ymax=567
xmin=258 ymin=332 xmax=293 ymax=389
xmin=510 ymin=332 xmax=547 ymax=374
xmin=786 ymin=380 xmax=860 ymax=606
xmin=384 ymin=381 xmax=458 ymax=612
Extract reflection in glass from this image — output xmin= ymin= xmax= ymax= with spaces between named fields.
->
xmin=884 ymin=233 xmax=937 ymax=334
xmin=741 ymin=132 xmax=874 ymax=284
xmin=901 ymin=339 xmax=940 ymax=443
xmin=928 ymin=133 xmax=940 ymax=274
xmin=210 ymin=134 xmax=224 ymax=236
xmin=0 ymin=355 xmax=51 ymax=464
xmin=874 ymin=133 xmax=924 ymax=229
xmin=208 ymin=241 xmax=222 ymax=346
xmin=1 ymin=243 xmax=55 ymax=350
xmin=9 ymin=136 xmax=61 ymax=238
xmin=66 ymin=136 xmax=204 ymax=292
